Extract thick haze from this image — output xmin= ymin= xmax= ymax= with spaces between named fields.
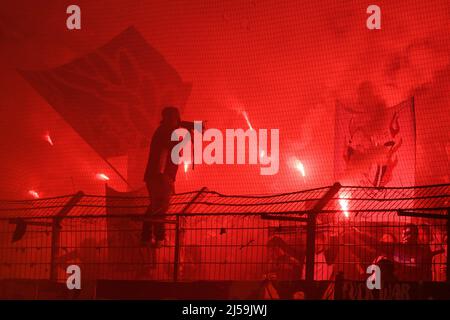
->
xmin=0 ymin=0 xmax=449 ymax=198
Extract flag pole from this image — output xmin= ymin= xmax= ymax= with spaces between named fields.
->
xmin=75 ymin=136 xmax=133 ymax=189
xmin=101 ymin=155 xmax=133 ymax=189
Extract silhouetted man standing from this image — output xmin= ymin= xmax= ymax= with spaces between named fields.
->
xmin=393 ymin=223 xmax=433 ymax=281
xmin=142 ymin=106 xmax=181 ymax=248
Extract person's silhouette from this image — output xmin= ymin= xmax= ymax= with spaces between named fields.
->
xmin=141 ymin=106 xmax=181 ymax=248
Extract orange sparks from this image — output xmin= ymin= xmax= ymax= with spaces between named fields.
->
xmin=339 ymin=193 xmax=350 ymax=218
xmin=96 ymin=173 xmax=110 ymax=181
xmin=44 ymin=132 xmax=54 ymax=146
xmin=28 ymin=190 xmax=40 ymax=199
xmin=294 ymin=160 xmax=306 ymax=177
xmin=241 ymin=111 xmax=254 ymax=131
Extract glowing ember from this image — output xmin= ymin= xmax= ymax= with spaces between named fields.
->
xmin=44 ymin=132 xmax=54 ymax=146
xmin=339 ymin=193 xmax=350 ymax=218
xmin=295 ymin=160 xmax=306 ymax=177
xmin=28 ymin=190 xmax=40 ymax=199
xmin=184 ymin=161 xmax=190 ymax=173
xmin=96 ymin=173 xmax=110 ymax=181
xmin=241 ymin=111 xmax=254 ymax=131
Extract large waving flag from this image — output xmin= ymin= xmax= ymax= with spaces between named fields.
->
xmin=334 ymin=98 xmax=416 ymax=187
xmin=19 ymin=27 xmax=191 ymax=158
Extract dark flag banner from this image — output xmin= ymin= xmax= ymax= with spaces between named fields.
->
xmin=19 ymin=26 xmax=191 ymax=158
xmin=334 ymin=98 xmax=416 ymax=187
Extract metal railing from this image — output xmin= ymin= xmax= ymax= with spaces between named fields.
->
xmin=0 ymin=183 xmax=449 ymax=298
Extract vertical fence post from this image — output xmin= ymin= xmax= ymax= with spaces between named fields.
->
xmin=173 ymin=187 xmax=207 ymax=282
xmin=49 ymin=191 xmax=84 ymax=281
xmin=447 ymin=209 xmax=450 ymax=284
xmin=305 ymin=182 xmax=341 ymax=299
xmin=49 ymin=217 xmax=61 ymax=282
xmin=173 ymin=217 xmax=181 ymax=282
xmin=334 ymin=271 xmax=344 ymax=300
xmin=305 ymin=210 xmax=317 ymax=290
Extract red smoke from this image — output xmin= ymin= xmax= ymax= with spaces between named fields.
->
xmin=0 ymin=0 xmax=449 ymax=198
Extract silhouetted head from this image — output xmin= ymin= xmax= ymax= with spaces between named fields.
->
xmin=401 ymin=223 xmax=419 ymax=245
xmin=374 ymin=256 xmax=396 ymax=282
xmin=379 ymin=233 xmax=395 ymax=243
xmin=161 ymin=106 xmax=181 ymax=129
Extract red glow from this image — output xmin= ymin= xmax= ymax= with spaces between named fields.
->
xmin=295 ymin=160 xmax=306 ymax=177
xmin=291 ymin=158 xmax=306 ymax=179
xmin=260 ymin=150 xmax=265 ymax=159
xmin=339 ymin=192 xmax=350 ymax=219
xmin=241 ymin=111 xmax=254 ymax=131
xmin=44 ymin=132 xmax=54 ymax=146
xmin=96 ymin=173 xmax=110 ymax=181
xmin=28 ymin=190 xmax=40 ymax=199
xmin=184 ymin=161 xmax=190 ymax=173
xmin=0 ymin=1 xmax=447 ymax=198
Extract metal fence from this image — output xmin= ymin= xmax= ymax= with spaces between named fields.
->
xmin=0 ymin=183 xmax=449 ymax=292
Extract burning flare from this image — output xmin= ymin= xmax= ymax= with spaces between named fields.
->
xmin=241 ymin=111 xmax=254 ymax=131
xmin=28 ymin=190 xmax=40 ymax=199
xmin=295 ymin=160 xmax=306 ymax=177
xmin=291 ymin=158 xmax=306 ymax=178
xmin=339 ymin=192 xmax=350 ymax=219
xmin=96 ymin=173 xmax=110 ymax=181
xmin=44 ymin=132 xmax=54 ymax=146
